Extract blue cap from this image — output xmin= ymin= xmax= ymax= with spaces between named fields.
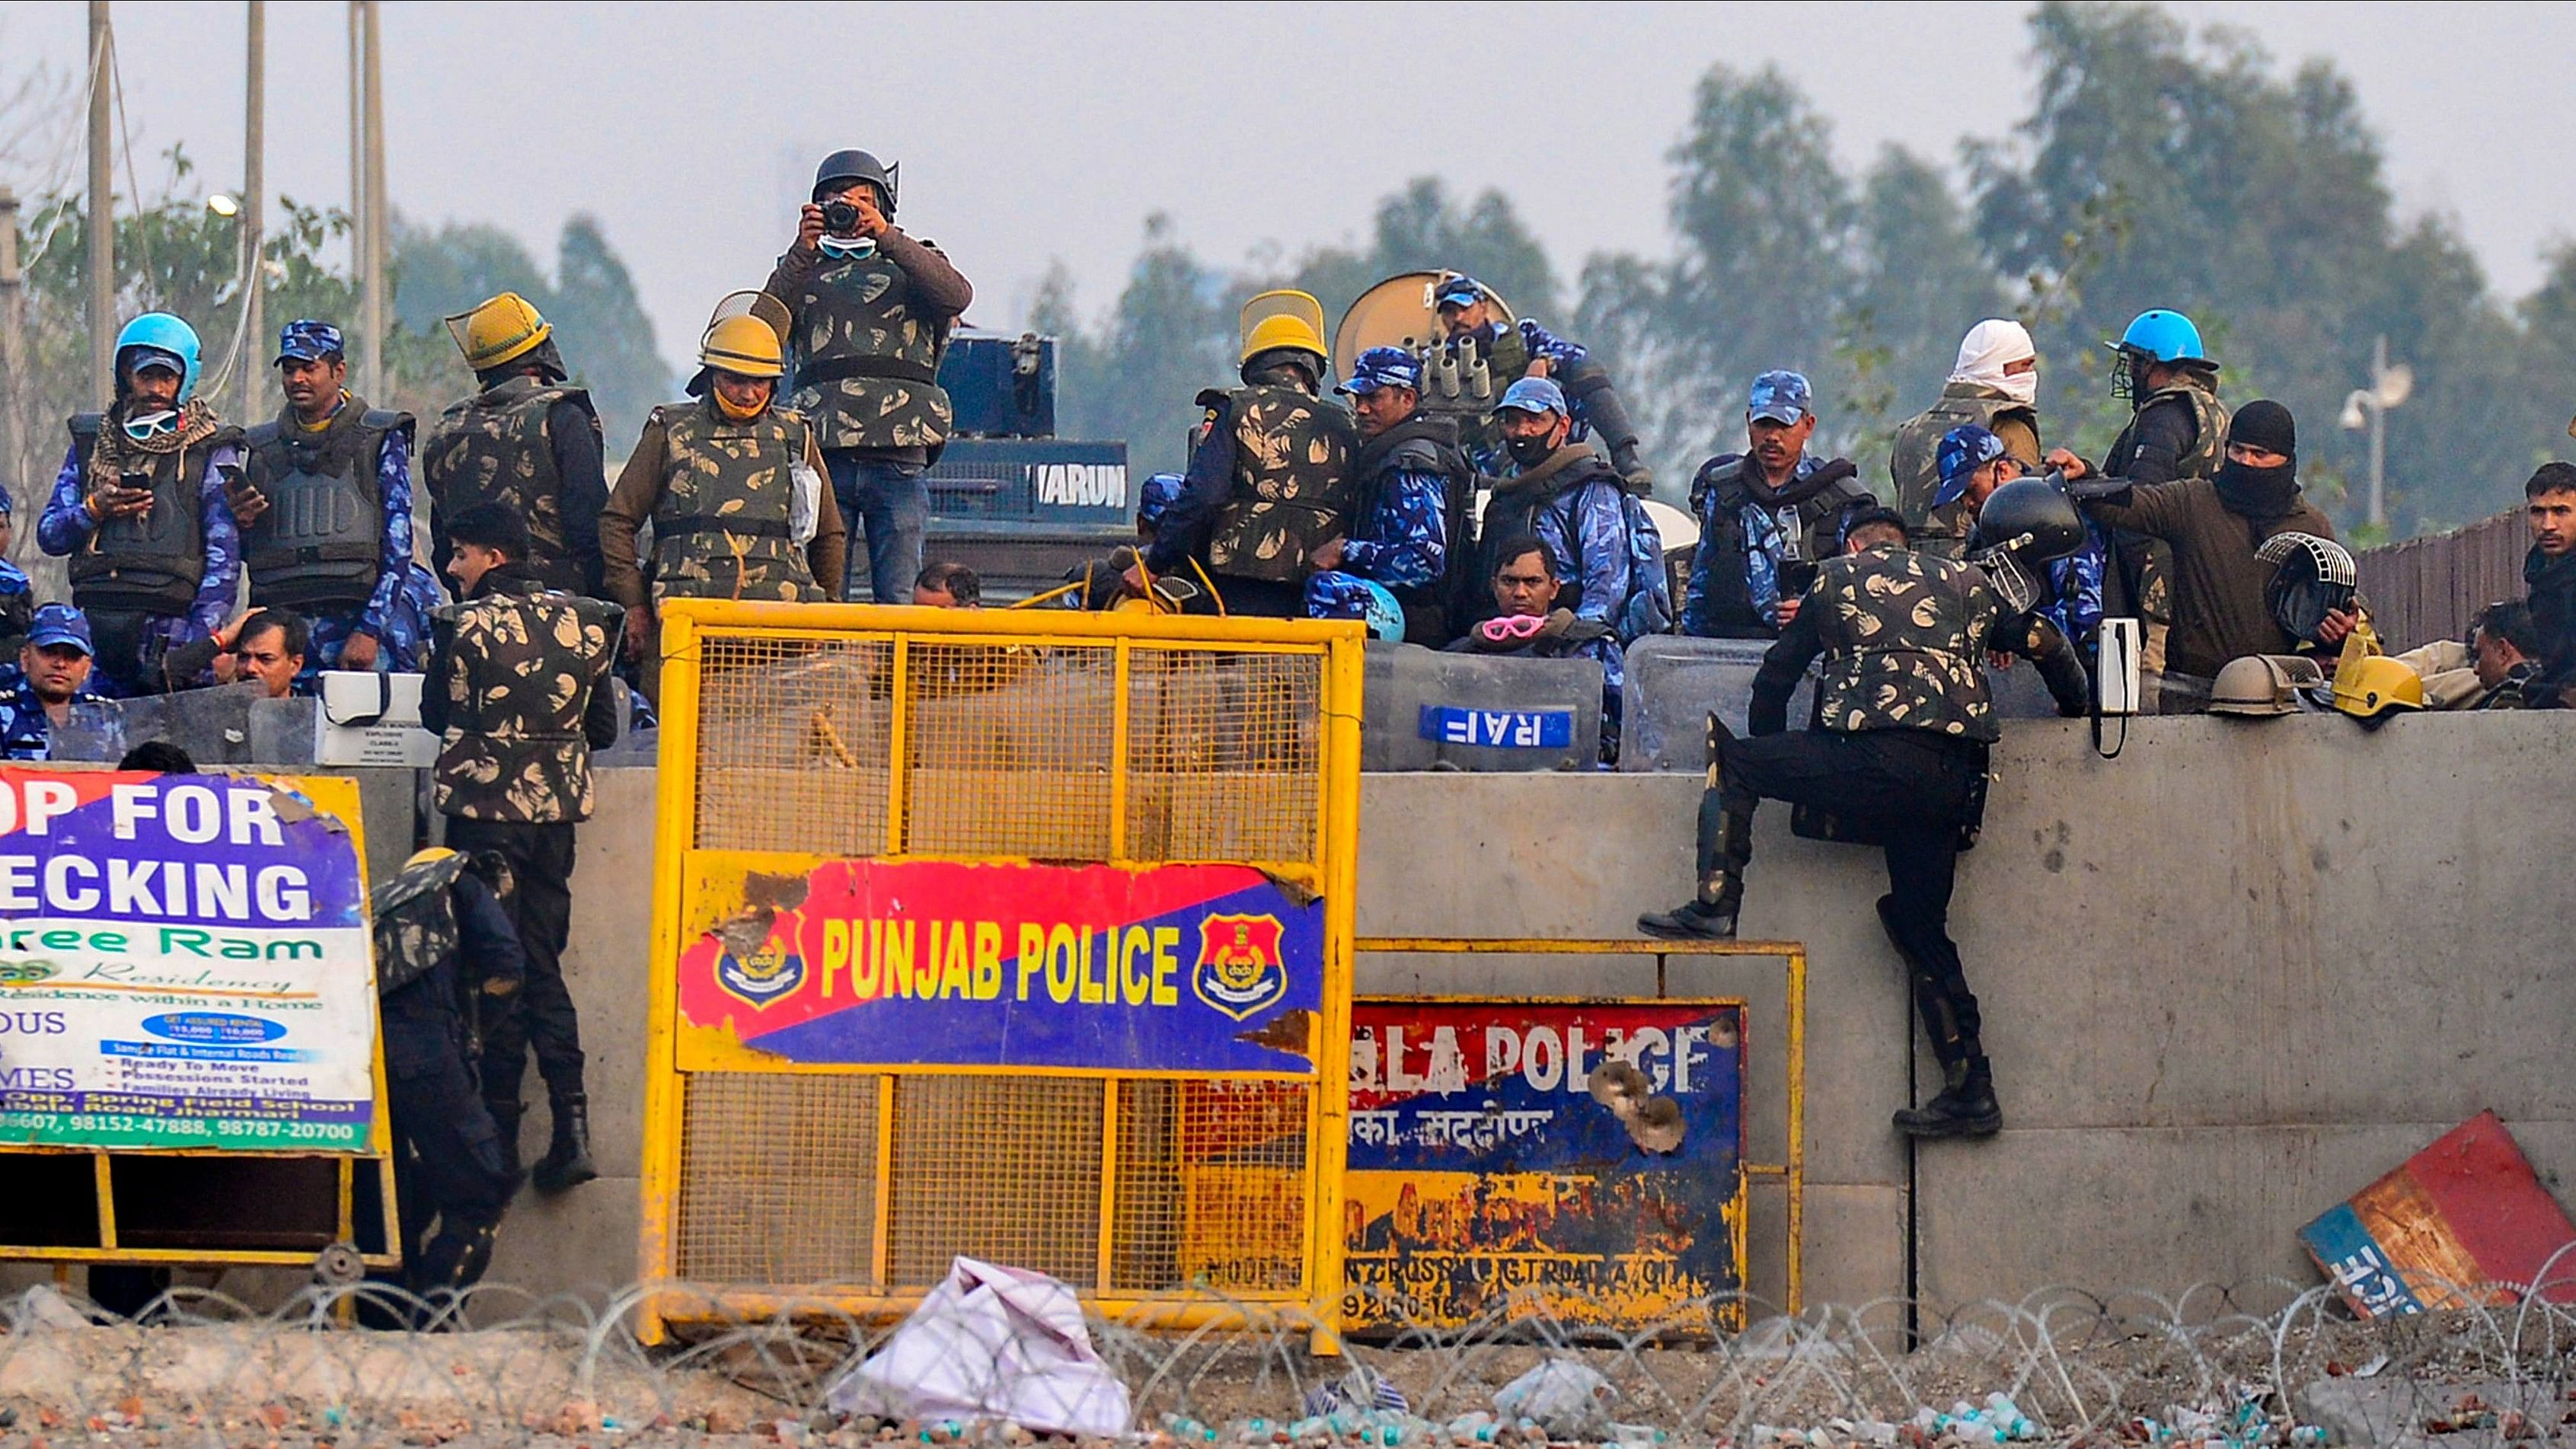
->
xmin=1435 ymin=275 xmax=1485 ymax=309
xmin=1493 ymin=376 xmax=1567 ymax=417
xmin=27 ymin=603 xmax=93 ymax=657
xmin=1137 ymin=471 xmax=1185 ymax=532
xmin=1933 ymin=425 xmax=2009 ymax=508
xmin=1748 ymin=370 xmax=1812 ymax=424
xmin=1339 ymin=346 xmax=1422 ymax=397
xmin=276 ymin=319 xmax=346 ymax=365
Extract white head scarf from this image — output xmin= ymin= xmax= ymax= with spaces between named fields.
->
xmin=1949 ymin=319 xmax=2038 ymax=406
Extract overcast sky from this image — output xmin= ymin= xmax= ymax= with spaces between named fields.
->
xmin=3 ymin=2 xmax=2571 ymax=376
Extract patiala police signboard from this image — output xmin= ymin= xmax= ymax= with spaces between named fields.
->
xmin=1342 ymin=997 xmax=1748 ymax=1335
xmin=676 ymin=857 xmax=1322 ymax=1071
xmin=0 ymin=770 xmax=375 ymax=1152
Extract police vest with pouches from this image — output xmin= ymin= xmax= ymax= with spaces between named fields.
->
xmin=1690 ymin=455 xmax=1875 ymax=636
xmin=1889 ymin=388 xmax=2040 ymax=554
xmin=1204 ymin=384 xmax=1358 ymax=583
xmin=66 ymin=413 xmax=222 ymax=617
xmin=790 ymin=248 xmax=955 ymax=452
xmin=649 ymin=401 xmax=820 ymax=600
xmin=1350 ymin=412 xmax=1473 ymax=638
xmin=241 ymin=401 xmax=411 ymax=611
xmin=420 ymin=376 xmax=595 ymax=567
xmin=372 ymin=850 xmax=467 ymax=999
xmin=2106 ymin=381 xmax=2229 ymax=480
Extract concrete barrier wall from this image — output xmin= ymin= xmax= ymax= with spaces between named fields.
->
xmin=37 ymin=711 xmax=2569 ymax=1314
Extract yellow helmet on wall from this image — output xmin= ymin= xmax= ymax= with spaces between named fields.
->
xmin=700 ymin=314 xmax=785 ymax=379
xmin=442 ymin=292 xmax=551 ymax=370
xmin=2330 ymin=654 xmax=2424 ymax=725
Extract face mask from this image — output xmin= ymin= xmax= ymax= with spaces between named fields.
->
xmin=1505 ymin=432 xmax=1558 ymax=468
xmin=819 ymin=235 xmax=876 ymax=261
xmin=1993 ymin=368 xmax=2039 ymax=407
xmin=715 ymin=388 xmax=769 ymax=421
xmin=123 ymin=410 xmax=180 ymax=442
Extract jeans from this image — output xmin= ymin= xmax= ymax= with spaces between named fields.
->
xmin=825 ymin=452 xmax=930 ymax=604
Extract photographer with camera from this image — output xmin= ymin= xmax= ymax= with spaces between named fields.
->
xmin=1682 ymin=371 xmax=1878 ymax=641
xmin=765 ymin=148 xmax=974 ymax=605
xmin=39 ymin=312 xmax=247 ymax=696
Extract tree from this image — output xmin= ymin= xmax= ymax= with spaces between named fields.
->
xmin=1044 ymin=215 xmax=1233 ymax=477
xmin=1844 ymin=146 xmax=2009 ymax=446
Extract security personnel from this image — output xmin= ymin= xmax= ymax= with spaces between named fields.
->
xmin=1304 ymin=346 xmax=1471 ymax=644
xmin=1139 ymin=292 xmax=1358 ymax=618
xmin=234 ymin=320 xmax=441 ymax=678
xmin=372 ymin=846 xmax=523 ymax=1313
xmin=767 ymin=148 xmax=974 ymax=605
xmin=0 ymin=604 xmax=104 ymax=760
xmin=601 ymin=309 xmax=847 ymax=676
xmin=2051 ymin=308 xmax=2230 ymax=699
xmin=420 ymin=292 xmax=609 ymax=597
xmin=1936 ymin=426 xmax=2104 ymax=663
xmin=1890 ymin=320 xmax=2043 ymax=559
xmin=1683 ymin=371 xmax=1876 ymax=640
xmin=38 ymin=312 xmax=245 ymax=696
xmin=1639 ymin=508 xmax=2087 ymax=1138
xmin=1434 ymin=273 xmax=1650 ymax=490
xmin=419 ymin=503 xmax=621 ymax=1193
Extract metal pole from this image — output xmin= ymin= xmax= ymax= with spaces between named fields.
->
xmin=359 ymin=0 xmax=385 ymax=401
xmin=241 ymin=0 xmax=265 ymax=420
xmin=347 ymin=2 xmax=365 ymax=394
xmin=88 ymin=1 xmax=115 ymax=401
xmin=1 ymin=187 xmax=26 ymax=521
xmin=2367 ymin=334 xmax=2387 ymax=531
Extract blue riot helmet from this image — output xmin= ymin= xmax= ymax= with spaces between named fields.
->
xmin=1352 ymin=579 xmax=1406 ymax=643
xmin=113 ymin=312 xmax=204 ymax=404
xmin=2106 ymin=308 xmax=2210 ymax=400
xmin=1135 ymin=471 xmax=1185 ymax=537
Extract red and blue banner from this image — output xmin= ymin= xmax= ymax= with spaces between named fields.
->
xmin=677 ymin=857 xmax=1323 ymax=1073
xmin=2299 ymin=1111 xmax=2576 ymax=1316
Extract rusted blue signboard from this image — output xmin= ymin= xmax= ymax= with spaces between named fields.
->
xmin=1340 ymin=997 xmax=1747 ymax=1335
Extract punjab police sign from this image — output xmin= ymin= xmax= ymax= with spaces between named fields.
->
xmin=0 ymin=769 xmax=375 ymax=1152
xmin=676 ymin=857 xmax=1321 ymax=1071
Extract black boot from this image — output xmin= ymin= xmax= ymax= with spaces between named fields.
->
xmin=1893 ymin=1055 xmax=2002 ymax=1138
xmin=1643 ymin=731 xmax=1750 ymax=940
xmin=531 ymin=1090 xmax=598 ymax=1192
xmin=485 ymin=1098 xmax=524 ymax=1172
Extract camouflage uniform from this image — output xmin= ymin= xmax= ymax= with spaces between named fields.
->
xmin=1152 ymin=383 xmax=1358 ymax=614
xmin=419 ymin=563 xmax=621 ymax=1163
xmin=240 ymin=393 xmax=439 ymax=680
xmin=1682 ymin=454 xmax=1878 ymax=638
xmin=0 ymin=662 xmax=104 ymax=760
xmin=599 ymin=397 xmax=847 ymax=610
xmin=1890 ymin=384 xmax=2041 ymax=560
xmin=1304 ymin=410 xmax=1465 ymax=641
xmin=420 ymin=377 xmax=605 ymax=595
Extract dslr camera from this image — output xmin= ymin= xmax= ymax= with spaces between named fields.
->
xmin=819 ymin=199 xmax=863 ymax=235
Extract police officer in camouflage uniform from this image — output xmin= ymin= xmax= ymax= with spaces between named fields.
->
xmin=766 ymin=149 xmax=974 ymax=605
xmin=420 ymin=503 xmax=621 ymax=1194
xmin=233 ymin=320 xmax=442 ymax=680
xmin=1683 ymin=371 xmax=1877 ymax=640
xmin=1890 ymin=320 xmax=2044 ymax=560
xmin=1640 ymin=508 xmax=2089 ymax=1139
xmin=1142 ymin=293 xmax=1358 ymax=618
xmin=40 ymin=312 xmax=246 ymax=697
xmin=421 ymin=292 xmax=610 ymax=597
xmin=1434 ymin=274 xmax=1650 ymax=491
xmin=372 ymin=846 xmax=523 ymax=1317
xmin=601 ymin=310 xmax=847 ymax=684
xmin=1304 ymin=347 xmax=1472 ymax=644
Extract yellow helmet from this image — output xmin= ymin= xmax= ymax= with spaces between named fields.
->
xmin=2330 ymin=654 xmax=2424 ymax=725
xmin=1239 ymin=289 xmax=1328 ymax=371
xmin=700 ymin=314 xmax=785 ymax=379
xmin=443 ymin=292 xmax=551 ymax=370
xmin=402 ymin=846 xmax=458 ymax=872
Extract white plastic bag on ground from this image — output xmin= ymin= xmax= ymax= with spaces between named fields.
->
xmin=825 ymin=1257 xmax=1132 ymax=1436
xmin=1493 ymin=1358 xmax=1615 ymax=1438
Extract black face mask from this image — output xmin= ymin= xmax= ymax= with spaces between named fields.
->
xmin=1505 ymin=432 xmax=1559 ymax=468
xmin=2214 ymin=458 xmax=2300 ymax=520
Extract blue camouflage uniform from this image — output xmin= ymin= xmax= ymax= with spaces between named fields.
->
xmin=1440 ymin=276 xmax=1598 ymax=473
xmin=0 ymin=487 xmax=33 ymax=650
xmin=1682 ymin=372 xmax=1879 ymax=638
xmin=1935 ymin=424 xmax=2106 ymax=652
xmin=1483 ymin=378 xmax=1631 ymax=760
xmin=0 ymin=605 xmax=105 ymax=760
xmin=1305 ymin=348 xmax=1451 ymax=625
xmin=40 ymin=435 xmax=241 ymax=697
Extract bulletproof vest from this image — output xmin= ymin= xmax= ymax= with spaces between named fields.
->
xmin=1351 ymin=413 xmax=1474 ymax=643
xmin=241 ymin=399 xmax=410 ymax=611
xmin=420 ymin=376 xmax=593 ymax=567
xmin=2106 ymin=381 xmax=2229 ymax=480
xmin=789 ymin=250 xmax=954 ymax=452
xmin=650 ymin=401 xmax=822 ymax=602
xmin=430 ymin=586 xmax=621 ymax=823
xmin=1889 ymin=386 xmax=2040 ymax=556
xmin=1690 ymin=456 xmax=1876 ymax=637
xmin=371 ymin=851 xmax=467 ymax=998
xmin=1480 ymin=324 xmax=1530 ymax=385
xmin=1204 ymin=385 xmax=1358 ymax=583
xmin=1809 ymin=546 xmax=2000 ymax=743
xmin=66 ymin=413 xmax=217 ymax=617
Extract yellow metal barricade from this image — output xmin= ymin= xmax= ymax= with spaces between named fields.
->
xmin=638 ymin=602 xmax=1364 ymax=1344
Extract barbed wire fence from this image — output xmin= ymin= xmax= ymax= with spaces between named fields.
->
xmin=7 ymin=1271 xmax=2576 ymax=1447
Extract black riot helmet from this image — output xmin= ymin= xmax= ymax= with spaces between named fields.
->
xmin=2257 ymin=531 xmax=2358 ymax=645
xmin=812 ymin=149 xmax=899 ymax=216
xmin=1968 ymin=477 xmax=2087 ymax=562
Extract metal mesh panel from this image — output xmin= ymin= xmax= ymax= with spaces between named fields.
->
xmin=1112 ymin=1080 xmax=1310 ymax=1293
xmin=1125 ymin=649 xmax=1323 ymax=865
xmin=887 ymin=1075 xmax=1103 ymax=1288
xmin=904 ymin=641 xmax=1117 ymax=859
xmin=692 ymin=634 xmax=893 ymax=853
xmin=675 ymin=1073 xmax=879 ymax=1285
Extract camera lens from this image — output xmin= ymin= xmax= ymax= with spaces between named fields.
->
xmin=821 ymin=200 xmax=860 ymax=231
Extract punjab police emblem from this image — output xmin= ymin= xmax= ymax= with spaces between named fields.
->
xmin=1193 ymin=912 xmax=1288 ymax=1020
xmin=717 ymin=940 xmax=806 ymax=1010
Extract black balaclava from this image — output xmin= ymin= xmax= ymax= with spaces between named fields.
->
xmin=2215 ymin=398 xmax=2301 ymax=520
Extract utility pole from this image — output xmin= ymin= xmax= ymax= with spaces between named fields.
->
xmin=1 ymin=187 xmax=26 ymax=519
xmin=241 ymin=0 xmax=265 ymax=418
xmin=87 ymin=1 xmax=114 ymax=399
xmin=2339 ymin=334 xmax=2412 ymax=533
xmin=353 ymin=0 xmax=386 ymax=401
